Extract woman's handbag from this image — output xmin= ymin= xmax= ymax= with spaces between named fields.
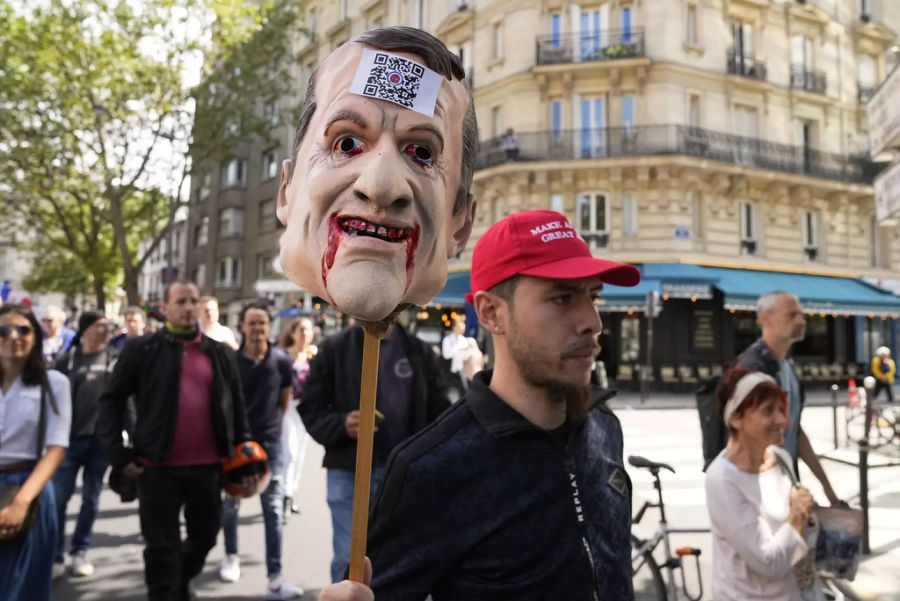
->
xmin=773 ymin=449 xmax=863 ymax=581
xmin=0 ymin=378 xmax=52 ymax=543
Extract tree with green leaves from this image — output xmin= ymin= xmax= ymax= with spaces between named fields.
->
xmin=0 ymin=0 xmax=301 ymax=308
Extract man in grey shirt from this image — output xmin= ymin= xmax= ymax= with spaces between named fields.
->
xmin=51 ymin=310 xmax=115 ymax=578
xmin=737 ymin=291 xmax=841 ymax=505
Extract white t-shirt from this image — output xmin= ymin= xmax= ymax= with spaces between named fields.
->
xmin=441 ymin=333 xmax=470 ymax=374
xmin=705 ymin=446 xmax=808 ymax=601
xmin=202 ymin=322 xmax=238 ymax=348
xmin=0 ymin=370 xmax=72 ymax=465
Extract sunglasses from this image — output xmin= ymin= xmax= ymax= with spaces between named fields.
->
xmin=0 ymin=324 xmax=34 ymax=338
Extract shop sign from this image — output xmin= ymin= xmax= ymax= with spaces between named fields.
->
xmin=674 ymin=225 xmax=691 ymax=240
xmin=868 ymin=65 xmax=900 ymax=158
xmin=874 ymin=160 xmax=900 ymax=222
xmin=661 ymin=283 xmax=712 ymax=300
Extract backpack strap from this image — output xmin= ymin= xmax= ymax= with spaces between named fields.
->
xmin=771 ymin=446 xmax=799 ymax=486
xmin=36 ymin=378 xmax=48 ymax=459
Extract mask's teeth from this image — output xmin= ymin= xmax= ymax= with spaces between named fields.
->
xmin=366 ymin=223 xmax=376 ymax=233
xmin=377 ymin=226 xmax=387 ymax=237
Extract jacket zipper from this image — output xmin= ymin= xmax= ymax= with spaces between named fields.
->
xmin=564 ymin=454 xmax=601 ymax=600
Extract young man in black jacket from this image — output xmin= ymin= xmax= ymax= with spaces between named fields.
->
xmin=98 ymin=280 xmax=253 ymax=601
xmin=320 ymin=210 xmax=641 ymax=601
xmin=300 ymin=320 xmax=450 ymax=583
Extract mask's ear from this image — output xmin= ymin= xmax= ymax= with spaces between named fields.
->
xmin=276 ymin=160 xmax=294 ymax=225
xmin=448 ymin=195 xmax=476 ymax=257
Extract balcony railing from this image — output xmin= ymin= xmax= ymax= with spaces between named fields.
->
xmin=858 ymin=83 xmax=876 ymax=103
xmin=790 ymin=66 xmax=827 ymax=94
xmin=536 ymin=29 xmax=645 ymax=65
xmin=476 ymin=125 xmax=878 ymax=184
xmin=726 ymin=49 xmax=767 ymax=81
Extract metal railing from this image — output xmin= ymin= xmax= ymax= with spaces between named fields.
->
xmin=476 ymin=125 xmax=877 ymax=184
xmin=790 ymin=66 xmax=827 ymax=94
xmin=726 ymin=49 xmax=767 ymax=81
xmin=535 ymin=29 xmax=645 ymax=65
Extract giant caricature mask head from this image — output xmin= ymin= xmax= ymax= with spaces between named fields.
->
xmin=278 ymin=27 xmax=477 ymax=323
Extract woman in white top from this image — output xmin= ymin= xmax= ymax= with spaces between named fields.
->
xmin=280 ymin=317 xmax=318 ymax=513
xmin=705 ymin=367 xmax=816 ymax=601
xmin=0 ymin=305 xmax=72 ymax=600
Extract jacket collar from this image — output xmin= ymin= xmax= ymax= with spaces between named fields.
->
xmin=466 ymin=370 xmax=616 ymax=437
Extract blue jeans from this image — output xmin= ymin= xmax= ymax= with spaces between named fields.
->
xmin=0 ymin=469 xmax=58 ymax=601
xmin=327 ymin=465 xmax=385 ymax=583
xmin=52 ymin=435 xmax=109 ymax=563
xmin=222 ymin=439 xmax=284 ymax=576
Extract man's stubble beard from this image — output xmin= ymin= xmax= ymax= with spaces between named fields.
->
xmin=506 ymin=315 xmax=591 ymax=420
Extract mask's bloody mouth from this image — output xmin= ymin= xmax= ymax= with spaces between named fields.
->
xmin=323 ymin=214 xmax=421 ymax=293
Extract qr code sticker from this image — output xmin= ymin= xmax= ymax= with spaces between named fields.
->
xmin=361 ymin=53 xmax=424 ymax=109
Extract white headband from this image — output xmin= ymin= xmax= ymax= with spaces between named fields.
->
xmin=723 ymin=372 xmax=777 ymax=427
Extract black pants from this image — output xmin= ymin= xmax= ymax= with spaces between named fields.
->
xmin=874 ymin=380 xmax=895 ymax=403
xmin=138 ymin=465 xmax=221 ymax=601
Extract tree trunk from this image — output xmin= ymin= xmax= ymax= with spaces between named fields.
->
xmin=123 ymin=262 xmax=140 ymax=307
xmin=92 ymin=271 xmax=106 ymax=311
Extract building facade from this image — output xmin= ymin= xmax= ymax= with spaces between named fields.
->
xmin=137 ymin=217 xmax=189 ymax=306
xmin=187 ymin=0 xmax=900 ymax=384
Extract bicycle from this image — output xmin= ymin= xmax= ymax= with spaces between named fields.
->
xmin=845 ymin=398 xmax=900 ymax=449
xmin=628 ymin=455 xmax=867 ymax=601
xmin=629 ymin=455 xmax=707 ymax=601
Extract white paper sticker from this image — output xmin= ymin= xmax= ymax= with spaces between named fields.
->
xmin=349 ymin=48 xmax=444 ymax=118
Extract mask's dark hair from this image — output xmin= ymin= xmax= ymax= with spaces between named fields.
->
xmin=715 ymin=367 xmax=788 ymax=436
xmin=239 ymin=301 xmax=273 ymax=326
xmin=293 ymin=26 xmax=478 ymax=215
xmin=0 ymin=304 xmax=47 ymax=387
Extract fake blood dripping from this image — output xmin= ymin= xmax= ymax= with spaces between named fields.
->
xmin=404 ymin=227 xmax=420 ymax=294
xmin=322 ymin=215 xmax=343 ymax=287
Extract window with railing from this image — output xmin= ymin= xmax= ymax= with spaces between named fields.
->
xmin=577 ymin=193 xmax=609 ymax=248
xmin=536 ymin=29 xmax=645 ymax=65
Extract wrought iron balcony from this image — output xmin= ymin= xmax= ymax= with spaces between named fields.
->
xmin=726 ymin=49 xmax=767 ymax=81
xmin=858 ymin=83 xmax=876 ymax=103
xmin=535 ymin=29 xmax=645 ymax=65
xmin=476 ymin=125 xmax=877 ymax=184
xmin=790 ymin=66 xmax=827 ymax=94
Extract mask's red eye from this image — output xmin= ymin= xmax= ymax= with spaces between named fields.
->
xmin=403 ymin=143 xmax=434 ymax=168
xmin=333 ymin=136 xmax=364 ymax=157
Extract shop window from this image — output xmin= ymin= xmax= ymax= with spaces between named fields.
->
xmin=619 ymin=317 xmax=641 ymax=363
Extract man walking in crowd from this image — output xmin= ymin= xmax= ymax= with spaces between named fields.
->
xmin=110 ymin=306 xmax=145 ymax=350
xmin=199 ymin=296 xmax=239 ymax=350
xmin=871 ymin=345 xmax=896 ymax=403
xmin=41 ymin=305 xmax=75 ymax=364
xmin=52 ymin=310 xmax=114 ymax=579
xmin=737 ymin=291 xmax=842 ymax=505
xmin=219 ymin=301 xmax=303 ymax=600
xmin=98 ymin=280 xmax=253 ymax=601
xmin=300 ymin=313 xmax=451 ymax=583
xmin=320 ymin=210 xmax=641 ymax=601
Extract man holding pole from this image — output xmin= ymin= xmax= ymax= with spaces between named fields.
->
xmin=320 ymin=210 xmax=641 ymax=601
xmin=275 ymin=25 xmax=477 ymax=584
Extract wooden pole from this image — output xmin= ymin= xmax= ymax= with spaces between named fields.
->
xmin=348 ymin=329 xmax=381 ymax=582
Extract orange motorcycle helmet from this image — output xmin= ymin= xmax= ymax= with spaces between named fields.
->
xmin=221 ymin=441 xmax=270 ymax=498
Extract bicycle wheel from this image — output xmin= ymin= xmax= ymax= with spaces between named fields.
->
xmin=846 ymin=408 xmax=894 ymax=448
xmin=631 ymin=534 xmax=666 ymax=601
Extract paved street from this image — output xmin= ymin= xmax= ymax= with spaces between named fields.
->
xmin=54 ymin=402 xmax=900 ymax=601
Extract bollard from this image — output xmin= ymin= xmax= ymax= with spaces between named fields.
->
xmin=858 ymin=438 xmax=871 ymax=555
xmin=831 ymin=384 xmax=839 ymax=449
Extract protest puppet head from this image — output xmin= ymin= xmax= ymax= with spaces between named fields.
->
xmin=278 ymin=27 xmax=477 ymax=324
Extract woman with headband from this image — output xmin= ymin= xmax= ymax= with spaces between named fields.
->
xmin=705 ymin=367 xmax=817 ymax=601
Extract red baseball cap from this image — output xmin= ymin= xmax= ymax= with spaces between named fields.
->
xmin=465 ymin=210 xmax=640 ymax=303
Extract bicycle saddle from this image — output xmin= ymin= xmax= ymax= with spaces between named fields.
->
xmin=627 ymin=455 xmax=675 ymax=473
